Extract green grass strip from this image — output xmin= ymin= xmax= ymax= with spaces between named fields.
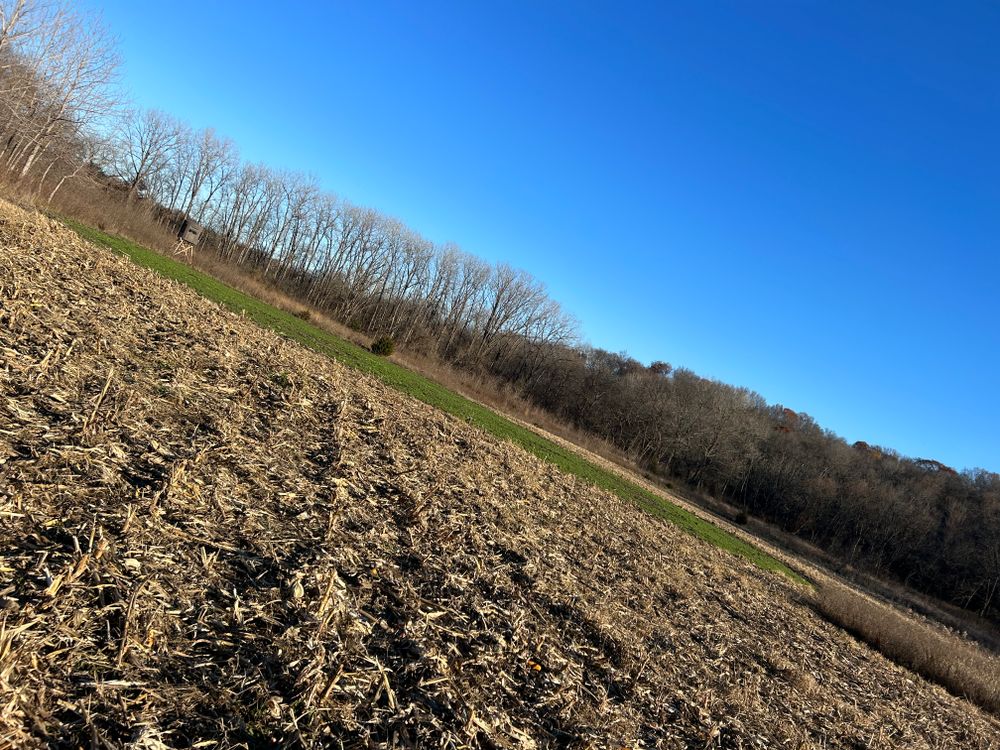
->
xmin=64 ymin=218 xmax=806 ymax=584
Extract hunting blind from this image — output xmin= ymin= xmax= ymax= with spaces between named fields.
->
xmin=178 ymin=218 xmax=203 ymax=246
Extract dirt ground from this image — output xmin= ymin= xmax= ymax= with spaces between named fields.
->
xmin=2 ymin=201 xmax=999 ymax=748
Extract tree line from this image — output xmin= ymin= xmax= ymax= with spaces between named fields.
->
xmin=500 ymin=349 xmax=1000 ymax=619
xmin=2 ymin=0 xmax=998 ymax=624
xmin=108 ymin=107 xmax=581 ymax=366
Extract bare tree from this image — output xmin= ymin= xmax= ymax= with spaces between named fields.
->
xmin=11 ymin=5 xmax=118 ymax=178
xmin=181 ymin=127 xmax=238 ymax=219
xmin=0 ymin=0 xmax=119 ymax=191
xmin=109 ymin=108 xmax=180 ymax=202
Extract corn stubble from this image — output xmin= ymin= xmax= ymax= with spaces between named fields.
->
xmin=1 ymin=200 xmax=998 ymax=748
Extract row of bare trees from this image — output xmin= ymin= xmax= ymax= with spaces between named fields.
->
xmin=4 ymin=0 xmax=999 ymax=626
xmin=109 ymin=108 xmax=239 ymax=215
xmin=116 ymin=118 xmax=578 ymax=362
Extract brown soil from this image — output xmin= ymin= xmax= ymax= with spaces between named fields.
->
xmin=2 ymin=201 xmax=999 ymax=748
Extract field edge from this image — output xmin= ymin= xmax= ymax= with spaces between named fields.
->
xmin=61 ymin=215 xmax=807 ymax=585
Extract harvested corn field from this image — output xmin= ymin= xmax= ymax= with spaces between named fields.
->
xmin=1 ymin=200 xmax=998 ymax=748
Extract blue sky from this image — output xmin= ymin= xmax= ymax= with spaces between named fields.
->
xmin=83 ymin=1 xmax=999 ymax=472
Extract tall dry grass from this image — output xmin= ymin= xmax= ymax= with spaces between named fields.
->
xmin=815 ymin=583 xmax=1000 ymax=716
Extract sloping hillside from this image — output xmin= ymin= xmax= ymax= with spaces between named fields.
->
xmin=1 ymin=202 xmax=998 ymax=748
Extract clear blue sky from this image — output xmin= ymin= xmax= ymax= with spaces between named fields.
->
xmin=83 ymin=0 xmax=999 ymax=472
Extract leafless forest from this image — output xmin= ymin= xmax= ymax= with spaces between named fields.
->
xmin=2 ymin=0 xmax=998 ymax=629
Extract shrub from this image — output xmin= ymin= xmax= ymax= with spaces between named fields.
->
xmin=371 ymin=336 xmax=395 ymax=356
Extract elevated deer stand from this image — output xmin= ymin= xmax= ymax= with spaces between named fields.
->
xmin=174 ymin=217 xmax=203 ymax=259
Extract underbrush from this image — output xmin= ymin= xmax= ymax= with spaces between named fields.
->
xmin=814 ymin=584 xmax=1000 ymax=716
